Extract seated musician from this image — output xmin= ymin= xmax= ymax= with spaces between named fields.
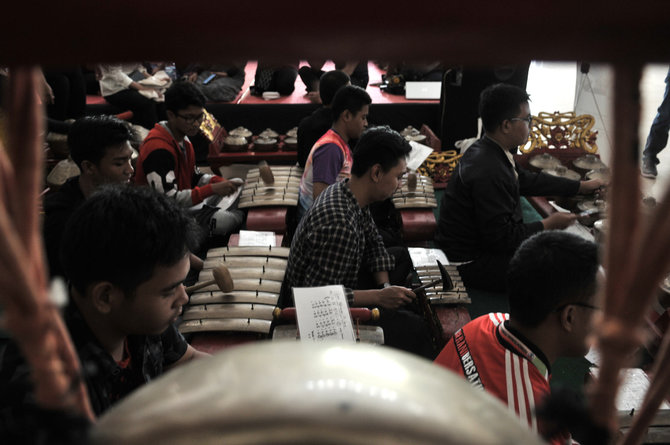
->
xmin=297 ymin=84 xmax=371 ymax=220
xmin=43 ymin=114 xmax=134 ymax=279
xmin=434 ymin=230 xmax=600 ymax=444
xmin=284 ymin=126 xmax=434 ymax=359
xmin=296 ymin=69 xmax=351 ymax=168
xmin=0 ymin=186 xmax=209 ymax=442
xmin=434 ymin=83 xmax=604 ymax=292
xmin=134 ymin=80 xmax=243 ymax=243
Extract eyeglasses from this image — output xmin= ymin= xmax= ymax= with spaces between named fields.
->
xmin=176 ymin=113 xmax=205 ymax=124
xmin=510 ymin=116 xmax=533 ymax=125
xmin=553 ymin=302 xmax=600 ymax=312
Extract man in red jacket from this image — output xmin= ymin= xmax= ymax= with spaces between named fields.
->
xmin=135 ymin=81 xmax=243 ymax=241
xmin=434 ymin=230 xmax=600 ymax=444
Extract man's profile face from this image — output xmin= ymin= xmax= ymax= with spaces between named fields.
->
xmin=113 ymin=253 xmax=190 ymax=336
xmin=92 ymin=140 xmax=134 ymax=186
xmin=563 ymin=281 xmax=600 ymax=358
xmin=346 ymin=105 xmax=369 ymax=141
xmin=375 ymin=157 xmax=407 ymax=202
xmin=509 ymin=102 xmax=532 ymax=148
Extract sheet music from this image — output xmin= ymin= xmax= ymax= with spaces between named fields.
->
xmin=293 ymin=285 xmax=355 ymax=342
xmin=406 ymin=141 xmax=434 ymax=171
xmin=408 ymin=247 xmax=449 ymax=267
xmin=237 ymin=230 xmax=276 ymax=247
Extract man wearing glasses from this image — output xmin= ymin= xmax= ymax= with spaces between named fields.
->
xmin=434 ymin=230 xmax=601 ymax=445
xmin=135 ymin=81 xmax=243 ymax=242
xmin=434 ymin=83 xmax=604 ymax=292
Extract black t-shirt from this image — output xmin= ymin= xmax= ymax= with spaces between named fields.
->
xmin=297 ymin=107 xmax=332 ymax=168
xmin=42 ymin=176 xmax=86 ymax=279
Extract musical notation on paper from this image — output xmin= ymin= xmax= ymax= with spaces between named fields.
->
xmin=293 ymin=285 xmax=355 ymax=342
xmin=238 ymin=230 xmax=277 ymax=246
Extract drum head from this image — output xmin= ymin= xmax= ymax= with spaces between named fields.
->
xmin=91 ymin=342 xmax=544 ymax=445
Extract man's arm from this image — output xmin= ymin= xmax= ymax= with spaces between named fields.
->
xmin=352 ymin=286 xmax=415 ymax=310
xmin=142 ymin=147 xmax=235 ymax=206
xmin=471 ymin=174 xmax=544 ymax=253
xmin=313 ymin=181 xmax=329 ymax=199
xmin=311 ymin=143 xmax=344 ymax=200
xmin=142 ymin=149 xmax=196 ymax=206
xmin=166 ymin=344 xmax=210 ymax=370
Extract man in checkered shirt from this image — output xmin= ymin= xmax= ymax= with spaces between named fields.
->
xmin=283 ymin=126 xmax=434 ymax=358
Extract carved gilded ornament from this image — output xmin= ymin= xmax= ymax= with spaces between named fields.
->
xmin=520 ymin=111 xmax=598 ymax=154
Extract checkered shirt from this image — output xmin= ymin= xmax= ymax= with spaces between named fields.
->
xmin=285 ymin=180 xmax=395 ymax=303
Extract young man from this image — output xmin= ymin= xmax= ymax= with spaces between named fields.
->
xmin=43 ymin=114 xmax=134 ymax=279
xmin=285 ymin=126 xmax=434 ymax=358
xmin=434 ymin=230 xmax=600 ymax=444
xmin=434 ymin=83 xmax=604 ymax=292
xmin=297 ymin=84 xmax=371 ymax=218
xmin=0 ymin=186 xmax=209 ymax=443
xmin=296 ymin=70 xmax=351 ymax=168
xmin=135 ymin=80 xmax=243 ymax=241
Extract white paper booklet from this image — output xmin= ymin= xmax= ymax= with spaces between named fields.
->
xmin=408 ymin=247 xmax=449 ymax=267
xmin=407 ymin=141 xmax=434 ymax=171
xmin=237 ymin=230 xmax=276 ymax=246
xmin=293 ymin=285 xmax=355 ymax=342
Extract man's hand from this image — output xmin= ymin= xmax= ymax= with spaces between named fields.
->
xmin=211 ymin=179 xmax=242 ymax=197
xmin=376 ymin=286 xmax=415 ymax=310
xmin=579 ymin=178 xmax=606 ymax=194
xmin=542 ymin=212 xmax=577 ymax=230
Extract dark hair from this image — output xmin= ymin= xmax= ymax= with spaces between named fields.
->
xmin=331 ymin=85 xmax=371 ymax=123
xmin=479 ymin=83 xmax=531 ymax=133
xmin=351 ymin=126 xmax=411 ymax=177
xmin=165 ymin=80 xmax=206 ymax=113
xmin=68 ymin=115 xmax=133 ymax=168
xmin=61 ymin=185 xmax=202 ymax=296
xmin=319 ymin=70 xmax=350 ymax=106
xmin=507 ymin=230 xmax=599 ymax=327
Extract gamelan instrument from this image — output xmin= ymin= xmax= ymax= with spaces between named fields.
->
xmin=392 ymin=172 xmax=437 ymax=209
xmin=90 ymin=342 xmax=545 ymax=444
xmin=238 ymin=164 xmax=303 ymax=209
xmin=178 ymin=246 xmax=288 ymax=337
xmin=241 ymin=164 xmax=304 ymax=234
xmin=413 ymin=261 xmax=471 ymax=351
xmin=392 ymin=172 xmax=438 ymax=243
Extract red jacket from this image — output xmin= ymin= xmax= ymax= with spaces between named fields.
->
xmin=136 ymin=123 xmax=222 ymax=205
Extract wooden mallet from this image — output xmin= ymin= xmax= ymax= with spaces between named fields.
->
xmin=412 ymin=260 xmax=453 ymax=293
xmin=258 ymin=160 xmax=274 ymax=185
xmin=185 ymin=265 xmax=234 ymax=294
xmin=407 ymin=172 xmax=417 ymax=192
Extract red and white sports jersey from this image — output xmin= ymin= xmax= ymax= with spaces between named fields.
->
xmin=435 ymin=313 xmax=570 ymax=444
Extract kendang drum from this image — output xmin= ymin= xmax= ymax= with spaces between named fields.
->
xmin=90 ymin=342 xmax=546 ymax=445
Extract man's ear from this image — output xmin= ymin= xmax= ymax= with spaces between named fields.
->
xmin=80 ymin=160 xmax=97 ymax=176
xmin=341 ymin=109 xmax=352 ymax=123
xmin=559 ymin=305 xmax=575 ymax=333
xmin=90 ymin=282 xmax=120 ymax=314
xmin=500 ymin=119 xmax=512 ymax=135
xmin=166 ymin=109 xmax=176 ymax=121
xmin=370 ymin=164 xmax=383 ymax=183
